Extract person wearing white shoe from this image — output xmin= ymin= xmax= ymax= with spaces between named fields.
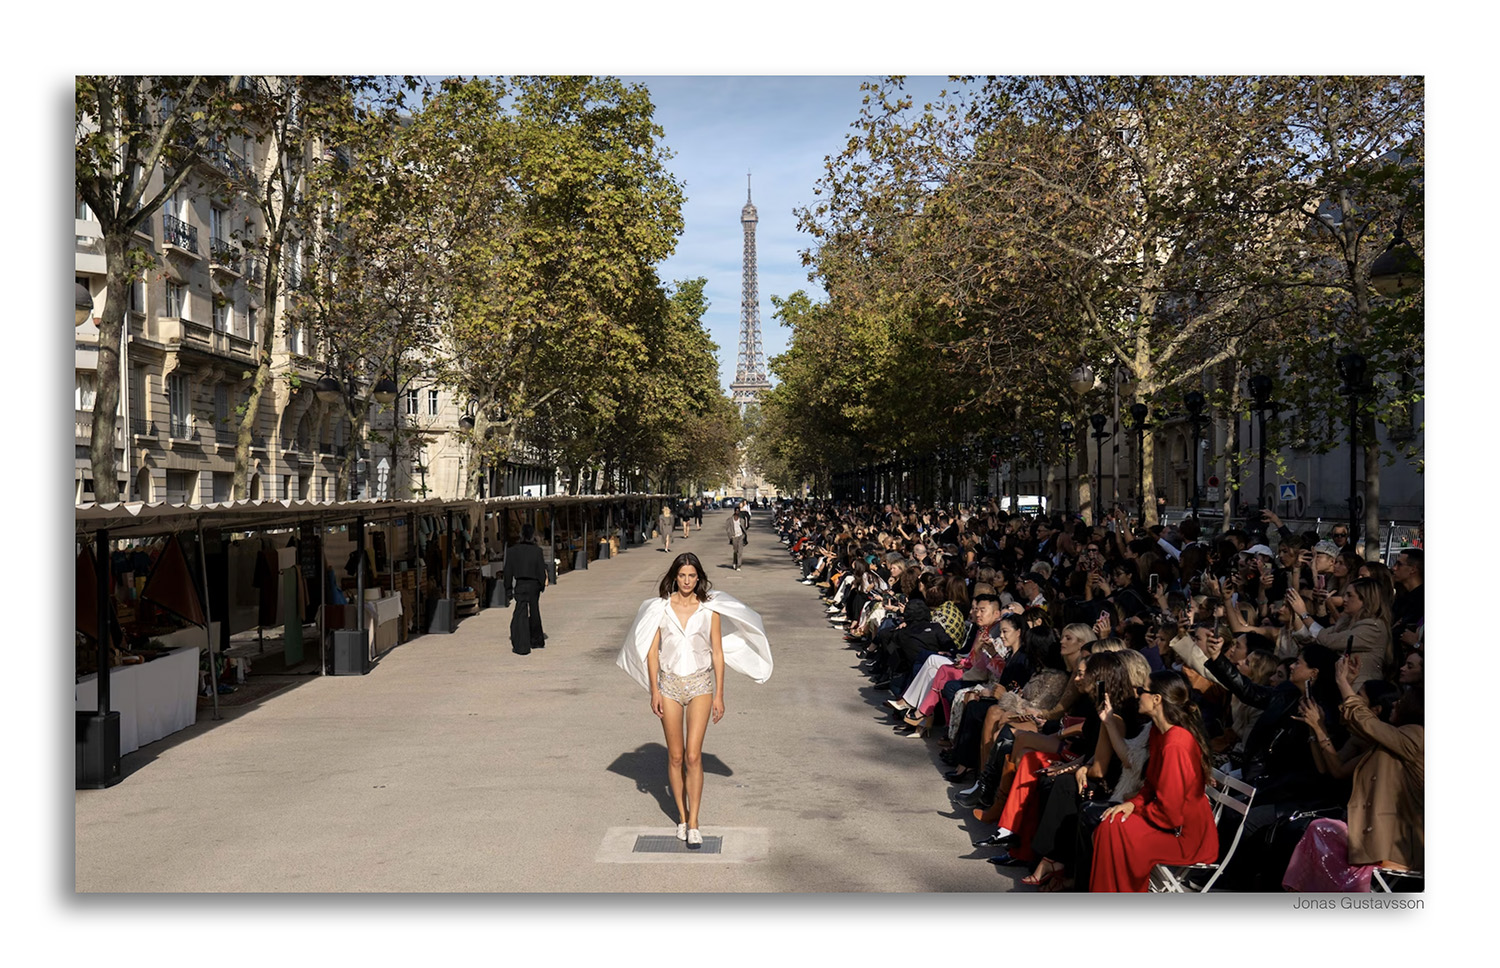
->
xmin=617 ymin=553 xmax=774 ymax=850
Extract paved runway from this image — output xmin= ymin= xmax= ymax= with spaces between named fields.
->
xmin=75 ymin=510 xmax=1021 ymax=892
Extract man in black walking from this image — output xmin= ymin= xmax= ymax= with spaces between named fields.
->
xmin=506 ymin=524 xmax=548 ymax=654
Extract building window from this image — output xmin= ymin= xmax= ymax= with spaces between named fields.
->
xmin=165 ymin=469 xmax=197 ymax=505
xmin=213 ymin=299 xmax=230 ymax=332
xmin=405 ymin=389 xmax=419 ymax=416
xmin=129 ymin=279 xmax=145 ymax=315
xmin=75 ymin=372 xmax=97 ymax=411
xmin=212 ymin=472 xmax=233 ymax=503
xmin=165 ymin=282 xmax=185 ymax=318
xmin=210 ymin=207 xmax=226 ymax=246
xmin=214 ymin=384 xmax=229 ymax=431
xmin=168 ymin=373 xmax=190 ymax=438
xmin=76 ymin=196 xmax=94 ymax=221
xmin=287 ymin=320 xmax=303 ymax=355
xmin=428 ymin=389 xmax=439 ymax=416
xmin=247 ymin=307 xmax=257 ymax=342
xmin=280 ymin=475 xmax=290 ymax=500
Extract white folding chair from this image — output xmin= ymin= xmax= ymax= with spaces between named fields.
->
xmin=1151 ymin=768 xmax=1256 ymax=893
xmin=1371 ymin=867 xmax=1423 ymax=892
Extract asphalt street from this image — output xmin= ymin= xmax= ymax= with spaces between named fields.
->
xmin=75 ymin=509 xmax=1023 ymax=892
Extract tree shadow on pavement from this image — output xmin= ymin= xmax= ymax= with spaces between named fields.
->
xmin=607 ymin=743 xmax=734 ymax=821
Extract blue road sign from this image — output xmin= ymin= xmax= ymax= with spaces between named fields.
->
xmin=1278 ymin=483 xmax=1299 ymax=502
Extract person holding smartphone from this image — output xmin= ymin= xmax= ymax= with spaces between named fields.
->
xmin=1089 ymin=670 xmax=1218 ymax=892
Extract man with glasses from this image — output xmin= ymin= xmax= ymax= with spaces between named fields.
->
xmin=1391 ymin=548 xmax=1424 ymax=650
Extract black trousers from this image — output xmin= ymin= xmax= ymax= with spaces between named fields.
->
xmin=955 ymin=696 xmax=999 ymax=768
xmin=510 ymin=579 xmax=544 ymax=654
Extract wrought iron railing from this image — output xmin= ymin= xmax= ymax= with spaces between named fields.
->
xmin=210 ymin=238 xmax=240 ymax=271
xmin=163 ymin=214 xmax=198 ymax=253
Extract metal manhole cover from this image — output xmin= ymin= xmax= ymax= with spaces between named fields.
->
xmin=633 ymin=834 xmax=723 ymax=855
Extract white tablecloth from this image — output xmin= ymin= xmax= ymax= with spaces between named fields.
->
xmin=75 ymin=646 xmax=199 ymax=756
xmin=364 ymin=594 xmax=403 ymax=658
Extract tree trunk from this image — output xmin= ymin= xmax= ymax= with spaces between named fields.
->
xmin=88 ymin=232 xmax=131 ymax=504
xmin=1140 ymin=423 xmax=1159 ymax=528
xmin=233 ymin=247 xmax=280 ymax=500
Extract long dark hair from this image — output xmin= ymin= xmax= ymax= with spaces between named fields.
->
xmin=659 ymin=552 xmax=712 ymax=601
xmin=1149 ymin=670 xmax=1214 ymax=784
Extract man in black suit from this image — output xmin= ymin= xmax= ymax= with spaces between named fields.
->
xmin=505 ymin=524 xmax=548 ymax=655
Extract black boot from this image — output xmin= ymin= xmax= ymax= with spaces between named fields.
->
xmin=955 ymin=731 xmax=1012 ymax=809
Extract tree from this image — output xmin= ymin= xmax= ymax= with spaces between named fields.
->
xmin=224 ymin=76 xmax=416 ymax=500
xmin=75 ymin=75 xmax=242 ymax=503
xmin=1270 ymin=76 xmax=1423 ymax=553
xmin=436 ymin=75 xmax=686 ymax=498
xmin=800 ymin=76 xmax=1388 ymax=526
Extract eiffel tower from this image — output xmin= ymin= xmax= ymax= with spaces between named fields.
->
xmin=729 ymin=174 xmax=772 ymax=411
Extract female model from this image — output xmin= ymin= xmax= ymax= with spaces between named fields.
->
xmin=617 ymin=552 xmax=772 ymax=846
xmin=658 ymin=505 xmax=674 ymax=553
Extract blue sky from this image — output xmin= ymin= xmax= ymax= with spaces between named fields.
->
xmin=623 ymin=75 xmax=954 ymax=393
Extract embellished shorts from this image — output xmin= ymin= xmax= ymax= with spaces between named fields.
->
xmin=657 ymin=666 xmax=716 ymax=705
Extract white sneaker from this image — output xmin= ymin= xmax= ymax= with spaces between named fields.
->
xmin=676 ymin=822 xmax=687 ymax=841
xmin=687 ymin=828 xmax=702 ymax=848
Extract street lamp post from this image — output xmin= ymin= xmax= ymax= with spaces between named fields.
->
xmin=1130 ymin=402 xmax=1149 ymax=529
xmin=373 ymin=375 xmax=398 ymax=499
xmin=1249 ymin=375 xmax=1275 ymax=520
xmin=1059 ymin=421 xmax=1074 ymax=520
xmin=1032 ymin=429 xmax=1045 ymax=518
xmin=1184 ymin=391 xmax=1206 ymax=519
xmin=1089 ymin=413 xmax=1110 ymax=527
xmin=1336 ymin=352 xmax=1369 ymax=550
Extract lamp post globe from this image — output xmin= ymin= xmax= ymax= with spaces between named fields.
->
xmin=1369 ymin=228 xmax=1422 ymax=298
xmin=1069 ymin=365 xmax=1095 ymax=398
xmin=76 ymin=282 xmax=93 ymax=327
xmin=372 ymin=377 xmax=398 ymax=405
xmin=315 ymin=375 xmax=343 ymax=405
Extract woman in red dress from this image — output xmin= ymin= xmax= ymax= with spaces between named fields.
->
xmin=1090 ymin=670 xmax=1218 ymax=892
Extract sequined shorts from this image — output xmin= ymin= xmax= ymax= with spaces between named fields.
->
xmin=657 ymin=666 xmax=716 ymax=704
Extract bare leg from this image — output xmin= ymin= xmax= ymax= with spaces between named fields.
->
xmin=683 ymin=693 xmax=713 ymax=829
xmin=660 ymin=697 xmax=687 ymax=823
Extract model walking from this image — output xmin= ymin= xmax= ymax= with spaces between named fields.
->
xmin=658 ymin=505 xmax=674 ymax=553
xmin=617 ymin=552 xmax=772 ymax=846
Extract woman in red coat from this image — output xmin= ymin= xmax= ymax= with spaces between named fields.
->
xmin=1090 ymin=670 xmax=1218 ymax=892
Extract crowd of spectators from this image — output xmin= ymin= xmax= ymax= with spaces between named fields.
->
xmin=772 ymin=497 xmax=1423 ymax=893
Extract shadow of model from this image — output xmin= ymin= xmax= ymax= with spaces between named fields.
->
xmin=607 ymin=742 xmax=735 ymax=821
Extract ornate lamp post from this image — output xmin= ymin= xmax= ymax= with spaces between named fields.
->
xmin=1059 ymin=420 xmax=1074 ymax=520
xmin=1336 ymin=352 xmax=1370 ymax=549
xmin=1130 ymin=402 xmax=1149 ymax=528
xmin=1248 ymin=375 xmax=1275 ymax=520
xmin=1089 ymin=413 xmax=1110 ymax=527
xmin=1184 ymin=390 xmax=1206 ymax=519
